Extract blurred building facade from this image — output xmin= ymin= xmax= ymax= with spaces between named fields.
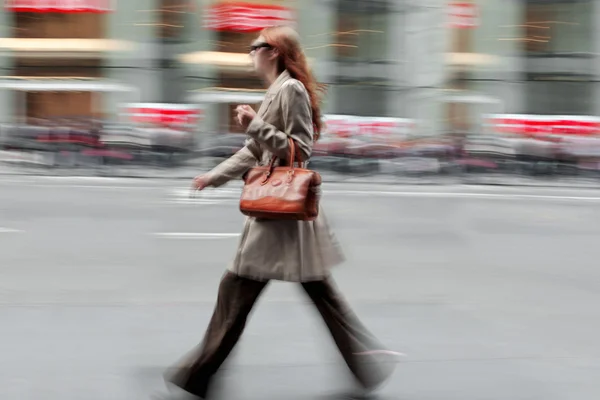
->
xmin=0 ymin=0 xmax=598 ymax=138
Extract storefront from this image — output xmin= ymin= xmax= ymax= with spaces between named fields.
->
xmin=452 ymin=0 xmax=598 ymax=135
xmin=181 ymin=0 xmax=296 ymax=134
xmin=188 ymin=88 xmax=265 ymax=136
xmin=444 ymin=0 xmax=501 ymax=135
xmin=0 ymin=77 xmax=138 ymax=123
xmin=1 ymin=0 xmax=121 ymax=123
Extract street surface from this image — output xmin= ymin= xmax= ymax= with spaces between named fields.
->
xmin=1 ymin=176 xmax=600 ymax=400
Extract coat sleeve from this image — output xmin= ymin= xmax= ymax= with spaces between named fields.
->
xmin=245 ymin=80 xmax=313 ymax=162
xmin=205 ymin=139 xmax=261 ymax=188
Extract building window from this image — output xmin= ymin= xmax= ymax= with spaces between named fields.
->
xmin=13 ymin=12 xmax=105 ymax=39
xmin=10 ymin=6 xmax=108 ymax=122
xmin=159 ymin=0 xmax=190 ymax=40
xmin=332 ymin=84 xmax=387 ymax=117
xmin=14 ymin=58 xmax=103 ymax=122
xmin=335 ymin=0 xmax=389 ymax=62
xmin=214 ymin=31 xmax=255 ymax=54
xmin=217 ymin=72 xmax=263 ymax=133
xmin=14 ymin=58 xmax=103 ymax=78
xmin=526 ymin=75 xmax=592 ymax=115
xmin=445 ymin=71 xmax=473 ymax=132
xmin=25 ymin=92 xmax=96 ymax=121
xmin=446 ymin=3 xmax=475 ymax=134
xmin=525 ymin=0 xmax=592 ymax=55
xmin=211 ymin=31 xmax=261 ymax=133
xmin=217 ymin=72 xmax=262 ymax=89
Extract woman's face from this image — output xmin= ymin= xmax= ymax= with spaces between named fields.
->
xmin=250 ymin=35 xmax=275 ymax=75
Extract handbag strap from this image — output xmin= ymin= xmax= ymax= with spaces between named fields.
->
xmin=261 ymin=137 xmax=304 ymax=184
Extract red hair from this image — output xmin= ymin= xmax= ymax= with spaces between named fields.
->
xmin=261 ymin=25 xmax=326 ymax=141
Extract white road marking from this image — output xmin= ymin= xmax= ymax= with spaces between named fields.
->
xmin=171 ymin=188 xmax=240 ymax=198
xmin=153 ymin=232 xmax=240 ymax=239
xmin=170 ymin=186 xmax=600 ymax=204
xmin=0 ymin=176 xmax=156 ymax=189
xmin=4 ymin=177 xmax=600 ymax=202
xmin=20 ymin=176 xmax=128 ymax=182
xmin=325 ymin=190 xmax=600 ymax=202
xmin=35 ymin=184 xmax=154 ymax=190
xmin=167 ymin=188 xmax=240 ymax=205
xmin=0 ymin=180 xmax=154 ymax=190
xmin=0 ymin=227 xmax=22 ymax=233
xmin=167 ymin=199 xmax=225 ymax=205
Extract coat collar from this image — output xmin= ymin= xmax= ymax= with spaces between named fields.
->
xmin=265 ymin=70 xmax=292 ymax=97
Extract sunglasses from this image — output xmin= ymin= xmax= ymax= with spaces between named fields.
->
xmin=250 ymin=42 xmax=272 ymax=52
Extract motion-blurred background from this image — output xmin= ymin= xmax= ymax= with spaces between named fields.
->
xmin=4 ymin=3 xmax=600 ymax=400
xmin=1 ymin=0 xmax=599 ymax=181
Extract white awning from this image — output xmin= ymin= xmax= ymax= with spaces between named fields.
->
xmin=188 ymin=91 xmax=266 ymax=104
xmin=0 ymin=79 xmax=137 ymax=92
xmin=0 ymin=39 xmax=134 ymax=57
xmin=180 ymin=51 xmax=314 ymax=68
xmin=446 ymin=52 xmax=498 ymax=66
xmin=180 ymin=51 xmax=252 ymax=67
xmin=443 ymin=94 xmax=502 ymax=104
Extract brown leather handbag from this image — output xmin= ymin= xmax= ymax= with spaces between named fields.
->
xmin=240 ymin=137 xmax=322 ymax=221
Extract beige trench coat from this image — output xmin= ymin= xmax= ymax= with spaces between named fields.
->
xmin=205 ymin=70 xmax=345 ymax=282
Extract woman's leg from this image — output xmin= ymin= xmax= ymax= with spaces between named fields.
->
xmin=166 ymin=272 xmax=269 ymax=398
xmin=301 ymin=277 xmax=397 ymax=391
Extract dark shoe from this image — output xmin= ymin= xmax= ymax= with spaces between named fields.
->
xmin=319 ymin=391 xmax=379 ymax=400
xmin=150 ymin=390 xmax=203 ymax=400
xmin=356 ymin=350 xmax=403 ymax=393
xmin=163 ymin=365 xmax=210 ymax=399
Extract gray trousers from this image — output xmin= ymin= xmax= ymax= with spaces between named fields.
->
xmin=165 ymin=271 xmax=391 ymax=398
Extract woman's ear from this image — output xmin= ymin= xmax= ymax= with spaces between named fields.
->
xmin=269 ymin=48 xmax=279 ymax=61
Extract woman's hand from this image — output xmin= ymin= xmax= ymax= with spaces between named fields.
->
xmin=235 ymin=105 xmax=256 ymax=130
xmin=190 ymin=174 xmax=209 ymax=197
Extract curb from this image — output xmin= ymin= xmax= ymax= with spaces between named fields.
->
xmin=2 ymin=165 xmax=600 ymax=189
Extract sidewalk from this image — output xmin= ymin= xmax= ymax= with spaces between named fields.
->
xmin=2 ymin=161 xmax=600 ymax=189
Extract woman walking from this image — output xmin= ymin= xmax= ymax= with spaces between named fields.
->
xmin=164 ymin=26 xmax=398 ymax=399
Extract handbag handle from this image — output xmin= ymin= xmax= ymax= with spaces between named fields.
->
xmin=286 ymin=137 xmax=304 ymax=168
xmin=268 ymin=137 xmax=304 ymax=168
xmin=261 ymin=137 xmax=304 ymax=184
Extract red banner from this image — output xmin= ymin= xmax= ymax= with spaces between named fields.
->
xmin=487 ymin=114 xmax=600 ymax=137
xmin=5 ymin=0 xmax=112 ymax=13
xmin=448 ymin=2 xmax=478 ymax=29
xmin=323 ymin=115 xmax=415 ymax=140
xmin=204 ymin=2 xmax=295 ymax=32
xmin=123 ymin=104 xmax=203 ymax=126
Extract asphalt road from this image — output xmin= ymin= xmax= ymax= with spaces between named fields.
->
xmin=1 ymin=176 xmax=600 ymax=400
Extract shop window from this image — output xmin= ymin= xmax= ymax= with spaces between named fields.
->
xmin=215 ymin=31 xmax=256 ymax=54
xmin=525 ymin=0 xmax=592 ymax=55
xmin=526 ymin=76 xmax=592 ymax=115
xmin=225 ymin=103 xmax=261 ymax=133
xmin=14 ymin=58 xmax=102 ymax=122
xmin=333 ymin=84 xmax=387 ymax=117
xmin=217 ymin=72 xmax=263 ymax=133
xmin=445 ymin=1 xmax=475 ymax=133
xmin=335 ymin=1 xmax=389 ymax=62
xmin=208 ymin=28 xmax=277 ymax=133
xmin=445 ymin=71 xmax=472 ymax=132
xmin=14 ymin=12 xmax=104 ymax=39
xmin=217 ymin=71 xmax=263 ymax=90
xmin=26 ymin=91 xmax=95 ymax=120
xmin=450 ymin=24 xmax=473 ymax=54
